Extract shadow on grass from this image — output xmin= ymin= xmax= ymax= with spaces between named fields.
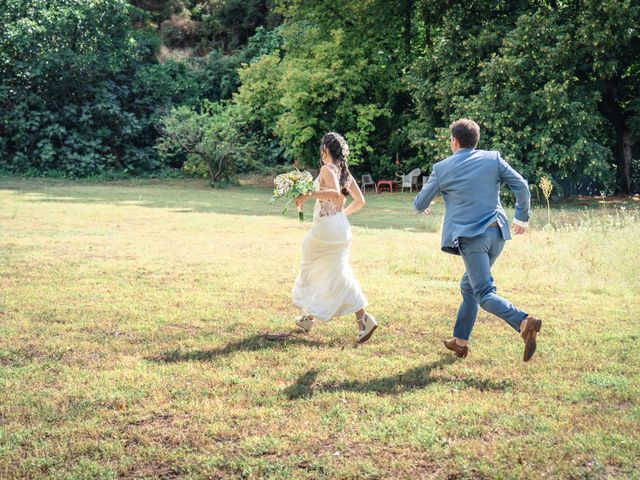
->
xmin=150 ymin=332 xmax=322 ymax=363
xmin=284 ymin=356 xmax=512 ymax=399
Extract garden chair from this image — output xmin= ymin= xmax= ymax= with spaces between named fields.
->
xmin=361 ymin=174 xmax=377 ymax=193
xmin=397 ymin=168 xmax=421 ymax=192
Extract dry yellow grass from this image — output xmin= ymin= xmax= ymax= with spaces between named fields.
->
xmin=1 ymin=178 xmax=639 ymax=479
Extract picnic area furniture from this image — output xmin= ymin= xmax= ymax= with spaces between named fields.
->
xmin=397 ymin=168 xmax=422 ymax=192
xmin=361 ymin=174 xmax=377 ymax=193
xmin=377 ymin=180 xmax=395 ymax=193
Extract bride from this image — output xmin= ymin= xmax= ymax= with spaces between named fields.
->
xmin=292 ymin=132 xmax=377 ymax=344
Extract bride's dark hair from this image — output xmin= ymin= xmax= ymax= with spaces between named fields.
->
xmin=320 ymin=132 xmax=350 ymax=196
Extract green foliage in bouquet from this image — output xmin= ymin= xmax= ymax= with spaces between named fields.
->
xmin=270 ymin=169 xmax=314 ymax=221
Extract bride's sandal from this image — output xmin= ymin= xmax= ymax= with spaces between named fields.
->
xmin=295 ymin=315 xmax=314 ymax=333
xmin=356 ymin=313 xmax=378 ymax=344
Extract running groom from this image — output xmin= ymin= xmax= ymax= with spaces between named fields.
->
xmin=414 ymin=119 xmax=542 ymax=361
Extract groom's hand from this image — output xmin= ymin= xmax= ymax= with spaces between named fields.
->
xmin=513 ymin=224 xmax=526 ymax=235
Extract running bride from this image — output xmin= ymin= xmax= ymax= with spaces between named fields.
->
xmin=292 ymin=132 xmax=377 ymax=344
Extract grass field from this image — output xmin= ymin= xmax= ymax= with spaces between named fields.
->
xmin=1 ymin=177 xmax=639 ymax=479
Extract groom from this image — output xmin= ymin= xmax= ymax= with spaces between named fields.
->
xmin=414 ymin=119 xmax=542 ymax=361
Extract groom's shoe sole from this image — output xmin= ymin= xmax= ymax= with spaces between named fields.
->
xmin=521 ymin=316 xmax=542 ymax=362
xmin=443 ymin=339 xmax=469 ymax=358
xmin=357 ymin=324 xmax=378 ymax=344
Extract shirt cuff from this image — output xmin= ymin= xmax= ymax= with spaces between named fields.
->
xmin=512 ymin=218 xmax=528 ymax=228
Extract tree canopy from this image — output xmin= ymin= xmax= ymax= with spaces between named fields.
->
xmin=1 ymin=0 xmax=638 ymax=193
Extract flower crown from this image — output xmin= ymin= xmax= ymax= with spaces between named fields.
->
xmin=331 ymin=132 xmax=350 ymax=162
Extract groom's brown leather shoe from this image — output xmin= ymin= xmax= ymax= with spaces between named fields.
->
xmin=443 ymin=338 xmax=468 ymax=358
xmin=521 ymin=316 xmax=542 ymax=362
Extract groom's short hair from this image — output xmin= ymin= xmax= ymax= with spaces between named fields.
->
xmin=450 ymin=119 xmax=480 ymax=148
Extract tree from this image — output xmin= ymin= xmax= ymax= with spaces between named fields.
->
xmin=157 ymin=102 xmax=246 ymax=185
xmin=408 ymin=0 xmax=640 ymax=194
xmin=233 ymin=0 xmax=414 ymax=172
xmin=574 ymin=0 xmax=640 ymax=194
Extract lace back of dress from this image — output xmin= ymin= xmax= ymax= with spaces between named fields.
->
xmin=313 ymin=173 xmax=351 ymax=219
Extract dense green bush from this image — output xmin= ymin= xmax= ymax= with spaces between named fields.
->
xmin=0 ymin=0 xmax=167 ymax=176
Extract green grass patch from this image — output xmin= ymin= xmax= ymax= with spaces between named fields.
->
xmin=1 ymin=177 xmax=639 ymax=479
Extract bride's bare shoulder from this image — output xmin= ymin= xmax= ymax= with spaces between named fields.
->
xmin=321 ymin=163 xmax=339 ymax=171
xmin=320 ymin=163 xmax=339 ymax=177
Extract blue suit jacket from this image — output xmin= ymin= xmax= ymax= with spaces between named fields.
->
xmin=413 ymin=148 xmax=530 ymax=255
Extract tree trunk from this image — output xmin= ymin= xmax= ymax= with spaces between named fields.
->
xmin=206 ymin=157 xmax=216 ymax=187
xmin=598 ymin=82 xmax=631 ymax=195
xmin=609 ymin=123 xmax=633 ymax=195
xmin=621 ymin=129 xmax=632 ymax=195
xmin=208 ymin=154 xmax=226 ymax=186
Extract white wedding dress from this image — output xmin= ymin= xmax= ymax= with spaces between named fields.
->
xmin=291 ymin=175 xmax=368 ymax=321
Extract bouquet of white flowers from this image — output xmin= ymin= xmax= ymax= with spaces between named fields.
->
xmin=270 ymin=169 xmax=315 ymax=222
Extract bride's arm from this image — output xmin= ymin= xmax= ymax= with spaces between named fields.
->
xmin=343 ymin=176 xmax=365 ymax=216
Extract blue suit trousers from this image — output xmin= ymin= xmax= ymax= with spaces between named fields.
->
xmin=454 ymin=227 xmax=527 ymax=340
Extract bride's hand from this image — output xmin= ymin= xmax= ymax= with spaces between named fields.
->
xmin=295 ymin=193 xmax=310 ymax=208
